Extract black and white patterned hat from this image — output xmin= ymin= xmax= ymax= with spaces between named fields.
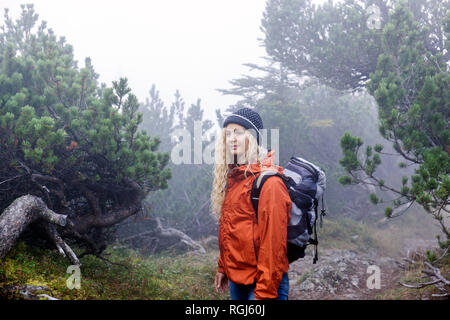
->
xmin=222 ymin=107 xmax=263 ymax=145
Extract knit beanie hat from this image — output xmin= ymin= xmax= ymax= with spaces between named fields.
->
xmin=222 ymin=107 xmax=263 ymax=145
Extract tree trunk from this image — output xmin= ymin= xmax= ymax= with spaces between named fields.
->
xmin=0 ymin=194 xmax=78 ymax=264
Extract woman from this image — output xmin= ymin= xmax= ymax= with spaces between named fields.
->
xmin=210 ymin=108 xmax=292 ymax=300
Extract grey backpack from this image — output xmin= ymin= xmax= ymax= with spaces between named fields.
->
xmin=251 ymin=156 xmax=326 ymax=264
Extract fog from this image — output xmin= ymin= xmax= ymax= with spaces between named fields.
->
xmin=0 ymin=0 xmax=269 ymax=122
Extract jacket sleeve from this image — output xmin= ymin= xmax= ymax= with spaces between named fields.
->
xmin=217 ymin=252 xmax=225 ymax=274
xmin=254 ymin=176 xmax=292 ymax=300
xmin=217 ymin=217 xmax=225 ymax=274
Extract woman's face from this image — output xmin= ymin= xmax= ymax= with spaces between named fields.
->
xmin=225 ymin=123 xmax=249 ymax=160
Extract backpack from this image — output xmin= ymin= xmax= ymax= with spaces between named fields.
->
xmin=251 ymin=156 xmax=326 ymax=264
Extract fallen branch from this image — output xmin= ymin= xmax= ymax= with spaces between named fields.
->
xmin=434 ymin=246 xmax=450 ymax=262
xmin=44 ymin=222 xmax=80 ymax=266
xmin=399 ymin=253 xmax=449 ymax=297
xmin=120 ymin=230 xmax=155 ymax=242
xmin=423 ymin=261 xmax=450 ymax=286
xmin=154 ymin=217 xmax=206 ymax=255
xmin=36 ymin=294 xmax=59 ymax=300
xmin=399 ymin=278 xmax=441 ymax=289
xmin=118 ymin=217 xmax=206 ymax=255
xmin=0 ymin=285 xmax=59 ymax=300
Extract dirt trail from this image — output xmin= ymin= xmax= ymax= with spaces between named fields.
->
xmin=288 ymin=240 xmax=439 ymax=300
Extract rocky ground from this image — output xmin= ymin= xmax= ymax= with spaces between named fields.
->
xmin=288 ymin=240 xmax=440 ymax=300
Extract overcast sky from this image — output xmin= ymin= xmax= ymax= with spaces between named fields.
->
xmin=0 ymin=0 xmax=271 ymax=123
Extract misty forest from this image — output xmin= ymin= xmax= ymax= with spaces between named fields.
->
xmin=0 ymin=0 xmax=448 ymax=300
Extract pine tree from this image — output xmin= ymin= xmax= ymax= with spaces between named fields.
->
xmin=0 ymin=5 xmax=171 ymax=262
xmin=262 ymin=0 xmax=449 ymax=247
xmin=137 ymin=89 xmax=217 ymax=244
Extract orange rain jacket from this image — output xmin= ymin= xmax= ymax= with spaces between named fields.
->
xmin=217 ymin=150 xmax=292 ymax=299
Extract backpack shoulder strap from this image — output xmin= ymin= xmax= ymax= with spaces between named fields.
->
xmin=251 ymin=170 xmax=284 ymax=220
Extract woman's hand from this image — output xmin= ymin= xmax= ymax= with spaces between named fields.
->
xmin=214 ymin=272 xmax=228 ymax=294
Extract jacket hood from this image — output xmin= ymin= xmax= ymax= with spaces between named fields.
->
xmin=228 ymin=149 xmax=283 ymax=180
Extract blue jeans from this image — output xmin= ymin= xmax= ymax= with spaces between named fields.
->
xmin=229 ymin=273 xmax=289 ymax=300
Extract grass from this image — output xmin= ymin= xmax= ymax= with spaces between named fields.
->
xmin=0 ymin=241 xmax=227 ymax=300
xmin=1 ymin=214 xmax=446 ymax=300
xmin=373 ymin=249 xmax=450 ymax=300
xmin=317 ymin=216 xmax=383 ymax=253
xmin=317 ymin=209 xmax=443 ymax=257
xmin=295 ymin=271 xmax=313 ymax=286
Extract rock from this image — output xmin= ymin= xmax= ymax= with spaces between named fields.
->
xmin=298 ymin=279 xmax=315 ymax=291
xmin=288 ymin=248 xmax=401 ymax=300
xmin=351 ymin=276 xmax=360 ymax=288
xmin=337 ymin=261 xmax=348 ymax=272
xmin=328 ymin=286 xmax=337 ymax=295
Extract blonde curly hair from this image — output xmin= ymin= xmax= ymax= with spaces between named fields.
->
xmin=209 ymin=128 xmax=268 ymax=220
